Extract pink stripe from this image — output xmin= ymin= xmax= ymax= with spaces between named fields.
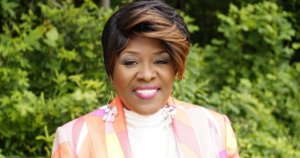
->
xmin=208 ymin=119 xmax=218 ymax=134
xmin=208 ymin=119 xmax=224 ymax=151
xmin=89 ymin=109 xmax=105 ymax=117
xmin=173 ymin=119 xmax=202 ymax=157
xmin=117 ymin=131 xmax=132 ymax=158
xmin=72 ymin=117 xmax=84 ymax=154
xmin=224 ymin=115 xmax=230 ymax=123
xmin=219 ymin=150 xmax=227 ymax=158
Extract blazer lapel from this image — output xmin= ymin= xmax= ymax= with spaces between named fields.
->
xmin=107 ymin=97 xmax=132 ymax=158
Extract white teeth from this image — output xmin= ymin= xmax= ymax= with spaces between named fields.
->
xmin=136 ymin=89 xmax=157 ymax=95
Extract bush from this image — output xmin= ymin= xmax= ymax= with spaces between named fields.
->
xmin=176 ymin=2 xmax=300 ymax=157
xmin=1 ymin=0 xmax=299 ymax=157
xmin=0 ymin=0 xmax=113 ymax=157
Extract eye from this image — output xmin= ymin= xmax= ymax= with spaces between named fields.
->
xmin=154 ymin=59 xmax=169 ymax=65
xmin=123 ymin=60 xmax=138 ymax=65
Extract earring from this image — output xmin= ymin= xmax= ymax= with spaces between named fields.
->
xmin=162 ymin=105 xmax=176 ymax=127
xmin=103 ymin=91 xmax=118 ymax=123
xmin=162 ymin=95 xmax=177 ymax=128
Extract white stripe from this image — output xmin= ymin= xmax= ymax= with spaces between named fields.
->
xmin=52 ymin=127 xmax=68 ymax=154
xmin=76 ymin=122 xmax=88 ymax=154
xmin=203 ymin=108 xmax=221 ymax=137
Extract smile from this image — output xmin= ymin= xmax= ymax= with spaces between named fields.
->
xmin=134 ymin=88 xmax=159 ymax=99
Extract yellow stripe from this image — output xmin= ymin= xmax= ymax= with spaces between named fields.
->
xmin=226 ymin=123 xmax=237 ymax=149
xmin=106 ymin=133 xmax=125 ymax=158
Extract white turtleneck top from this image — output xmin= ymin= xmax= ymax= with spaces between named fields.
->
xmin=124 ymin=108 xmax=180 ymax=158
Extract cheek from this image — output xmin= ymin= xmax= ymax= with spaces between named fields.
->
xmin=168 ymin=65 xmax=176 ymax=78
xmin=112 ymin=66 xmax=133 ymax=90
xmin=112 ymin=77 xmax=129 ymax=97
xmin=161 ymin=67 xmax=176 ymax=86
xmin=112 ymin=67 xmax=123 ymax=89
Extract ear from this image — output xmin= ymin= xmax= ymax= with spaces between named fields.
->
xmin=176 ymin=73 xmax=183 ymax=80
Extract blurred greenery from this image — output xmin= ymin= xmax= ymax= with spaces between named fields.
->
xmin=0 ymin=0 xmax=299 ymax=157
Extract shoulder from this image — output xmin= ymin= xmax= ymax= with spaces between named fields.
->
xmin=59 ymin=106 xmax=107 ymax=131
xmin=54 ymin=106 xmax=107 ymax=142
xmin=52 ymin=106 xmax=109 ymax=157
xmin=174 ymin=99 xmax=229 ymax=139
xmin=174 ymin=99 xmax=239 ymax=153
xmin=174 ymin=99 xmax=226 ymax=122
xmin=52 ymin=107 xmax=106 ymax=151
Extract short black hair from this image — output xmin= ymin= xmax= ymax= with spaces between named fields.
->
xmin=101 ymin=0 xmax=189 ymax=79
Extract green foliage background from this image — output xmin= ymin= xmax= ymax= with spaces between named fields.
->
xmin=0 ymin=0 xmax=299 ymax=157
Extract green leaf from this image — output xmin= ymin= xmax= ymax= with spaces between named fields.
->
xmin=24 ymin=26 xmax=46 ymax=50
xmin=44 ymin=27 xmax=59 ymax=47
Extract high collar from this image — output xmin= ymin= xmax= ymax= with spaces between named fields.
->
xmin=107 ymin=96 xmax=202 ymax=158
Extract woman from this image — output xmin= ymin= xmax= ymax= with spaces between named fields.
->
xmin=51 ymin=0 xmax=239 ymax=157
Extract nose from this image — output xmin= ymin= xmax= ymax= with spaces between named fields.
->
xmin=137 ymin=63 xmax=156 ymax=81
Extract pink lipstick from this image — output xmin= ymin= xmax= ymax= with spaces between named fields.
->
xmin=134 ymin=87 xmax=159 ymax=99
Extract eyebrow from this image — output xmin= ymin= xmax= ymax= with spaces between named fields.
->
xmin=120 ymin=50 xmax=168 ymax=55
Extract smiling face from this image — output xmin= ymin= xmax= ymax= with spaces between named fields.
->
xmin=112 ymin=35 xmax=175 ymax=115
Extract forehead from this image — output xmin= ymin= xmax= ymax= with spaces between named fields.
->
xmin=121 ymin=35 xmax=166 ymax=54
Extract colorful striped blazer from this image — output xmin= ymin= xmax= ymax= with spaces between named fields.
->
xmin=52 ymin=96 xmax=239 ymax=158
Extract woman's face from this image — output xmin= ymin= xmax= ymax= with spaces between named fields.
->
xmin=112 ymin=35 xmax=175 ymax=115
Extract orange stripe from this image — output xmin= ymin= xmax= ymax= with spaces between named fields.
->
xmin=112 ymin=97 xmax=127 ymax=132
xmin=52 ymin=142 xmax=76 ymax=158
xmin=83 ymin=115 xmax=108 ymax=157
xmin=112 ymin=97 xmax=132 ymax=157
